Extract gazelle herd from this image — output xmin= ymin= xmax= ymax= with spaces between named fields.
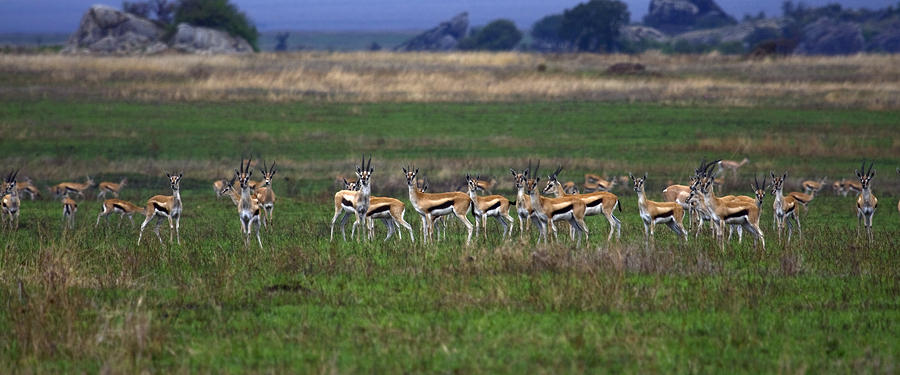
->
xmin=0 ymin=158 xmax=894 ymax=249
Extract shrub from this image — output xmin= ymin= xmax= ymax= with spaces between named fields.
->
xmin=458 ymin=19 xmax=523 ymax=51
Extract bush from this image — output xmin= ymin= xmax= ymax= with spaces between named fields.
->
xmin=559 ymin=0 xmax=630 ymax=53
xmin=458 ymin=19 xmax=523 ymax=51
xmin=174 ymin=0 xmax=259 ymax=51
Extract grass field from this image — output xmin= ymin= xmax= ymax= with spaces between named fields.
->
xmin=1 ymin=54 xmax=899 ymax=372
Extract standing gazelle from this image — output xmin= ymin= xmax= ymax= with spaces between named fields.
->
xmin=544 ymin=166 xmax=622 ymax=242
xmin=632 ymin=173 xmax=688 ymax=244
xmin=2 ymin=170 xmax=21 ymax=230
xmin=511 ymin=166 xmax=535 ymax=237
xmin=97 ymin=199 xmax=145 ymax=227
xmin=771 ymin=172 xmax=801 ymax=243
xmin=692 ymin=164 xmax=764 ymax=250
xmin=97 ymin=178 xmax=127 ymax=200
xmin=855 ymin=161 xmax=877 ymax=241
xmin=137 ymin=172 xmax=183 ymax=245
xmin=465 ymin=174 xmax=514 ymax=239
xmin=526 ymin=163 xmax=589 ymax=245
xmin=234 ymin=160 xmax=263 ymax=248
xmin=16 ymin=177 xmax=40 ymax=200
xmin=404 ymin=166 xmax=473 ymax=244
xmin=50 ymin=176 xmax=94 ymax=199
xmin=350 ymin=156 xmax=374 ymax=241
xmin=255 ymin=160 xmax=277 ymax=227
xmin=61 ymin=193 xmax=77 ymax=230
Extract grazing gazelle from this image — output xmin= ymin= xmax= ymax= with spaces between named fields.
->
xmin=583 ymin=173 xmax=614 ymax=192
xmin=787 ymin=189 xmax=816 ymax=215
xmin=2 ymin=170 xmax=21 ymax=230
xmin=855 ymin=161 xmax=877 ymax=241
xmin=234 ymin=160 xmax=263 ymax=248
xmin=137 ymin=172 xmax=183 ymax=245
xmin=96 ymin=199 xmax=144 ymax=227
xmin=50 ymin=176 xmax=94 ymax=199
xmin=254 ymin=160 xmax=277 ymax=227
xmin=801 ymin=177 xmax=826 ymax=195
xmin=771 ymin=172 xmax=801 ymax=243
xmin=718 ymin=158 xmax=749 ymax=179
xmin=97 ymin=178 xmax=127 ymax=200
xmin=61 ymin=193 xmax=77 ymax=230
xmin=527 ymin=162 xmax=589 ymax=245
xmin=465 ymin=174 xmax=514 ymax=239
xmin=544 ymin=166 xmax=622 ymax=242
xmin=632 ymin=173 xmax=687 ymax=243
xmin=15 ymin=177 xmax=40 ymax=200
xmin=562 ymin=181 xmax=578 ymax=194
xmin=403 ymin=166 xmax=473 ymax=244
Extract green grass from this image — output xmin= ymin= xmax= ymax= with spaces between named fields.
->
xmin=1 ymin=100 xmax=899 ymax=373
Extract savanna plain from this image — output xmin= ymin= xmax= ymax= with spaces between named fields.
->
xmin=0 ymin=52 xmax=898 ymax=373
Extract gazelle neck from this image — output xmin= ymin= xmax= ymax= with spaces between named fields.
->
xmin=636 ymin=189 xmax=648 ymax=213
xmin=551 ymin=182 xmax=564 ymax=198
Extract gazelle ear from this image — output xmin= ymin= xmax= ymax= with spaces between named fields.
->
xmin=414 ymin=168 xmax=418 ymax=174
xmin=402 ymin=167 xmax=407 ymax=174
xmin=770 ymin=171 xmax=776 ymax=179
xmin=523 ymin=169 xmax=529 ymax=177
xmin=510 ymin=169 xmax=517 ymax=177
xmin=178 ymin=172 xmax=183 ymax=178
xmin=166 ymin=172 xmax=171 ymax=178
xmin=643 ymin=172 xmax=647 ymax=180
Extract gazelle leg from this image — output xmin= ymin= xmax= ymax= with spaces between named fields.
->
xmin=175 ymin=215 xmax=181 ymax=245
xmin=454 ymin=210 xmax=474 ymax=246
xmin=154 ymin=216 xmax=164 ymax=244
xmin=329 ymin=209 xmax=342 ymax=241
xmin=138 ymin=213 xmax=153 ymax=244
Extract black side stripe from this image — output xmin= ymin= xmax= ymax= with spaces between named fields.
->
xmin=113 ymin=203 xmax=126 ymax=212
xmin=551 ymin=205 xmax=573 ymax=216
xmin=724 ymin=209 xmax=749 ymax=220
xmin=152 ymin=202 xmax=169 ymax=214
xmin=484 ymin=200 xmax=501 ymax=212
xmin=586 ymin=198 xmax=603 ymax=208
xmin=654 ymin=210 xmax=674 ymax=219
xmin=367 ymin=204 xmax=391 ymax=216
xmin=341 ymin=198 xmax=354 ymax=207
xmin=428 ymin=200 xmax=454 ymax=212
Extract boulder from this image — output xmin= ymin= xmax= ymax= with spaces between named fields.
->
xmin=620 ymin=25 xmax=668 ymax=44
xmin=171 ymin=23 xmax=253 ymax=54
xmin=395 ymin=12 xmax=469 ymax=51
xmin=62 ymin=4 xmax=164 ymax=54
xmin=672 ymin=18 xmax=789 ymax=45
xmin=644 ymin=0 xmax=735 ymax=34
xmin=795 ymin=18 xmax=864 ymax=55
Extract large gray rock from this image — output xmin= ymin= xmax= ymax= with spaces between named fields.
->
xmin=171 ymin=23 xmax=253 ymax=54
xmin=62 ymin=4 xmax=164 ymax=54
xmin=620 ymin=25 xmax=669 ymax=44
xmin=795 ymin=18 xmax=864 ymax=55
xmin=395 ymin=12 xmax=469 ymax=51
xmin=644 ymin=0 xmax=735 ymax=34
xmin=672 ymin=18 xmax=788 ymax=45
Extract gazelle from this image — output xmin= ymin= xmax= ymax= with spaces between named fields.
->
xmin=465 ymin=174 xmax=514 ymax=239
xmin=831 ymin=180 xmax=844 ymax=196
xmin=50 ymin=176 xmax=94 ymax=199
xmin=510 ymin=167 xmax=534 ymax=237
xmin=2 ymin=170 xmax=21 ymax=230
xmin=350 ymin=156 xmax=375 ymax=241
xmin=801 ymin=177 xmax=826 ymax=195
xmin=544 ymin=166 xmax=622 ymax=242
xmin=562 ymin=181 xmax=578 ymax=194
xmin=771 ymin=172 xmax=801 ymax=243
xmin=255 ymin=160 xmax=277 ymax=227
xmin=137 ymin=172 xmax=183 ymax=245
xmin=583 ymin=173 xmax=614 ymax=192
xmin=691 ymin=174 xmax=764 ymax=250
xmin=97 ymin=178 xmax=127 ymax=200
xmin=15 ymin=177 xmax=40 ymax=200
xmin=897 ymin=168 xmax=899 ymax=216
xmin=96 ymin=199 xmax=144 ymax=227
xmin=61 ymin=194 xmax=77 ymax=230
xmin=842 ymin=178 xmax=863 ymax=197
xmin=855 ymin=161 xmax=877 ymax=241
xmin=403 ymin=166 xmax=473 ymax=244
xmin=718 ymin=158 xmax=749 ymax=179
xmin=787 ymin=190 xmax=815 ymax=215
xmin=362 ymin=196 xmax=416 ymax=242
xmin=632 ymin=173 xmax=687 ymax=243
xmin=330 ymin=178 xmax=360 ymax=241
xmin=234 ymin=160 xmax=263 ymax=248
xmin=213 ymin=178 xmax=227 ymax=198
xmin=526 ymin=162 xmax=589 ymax=245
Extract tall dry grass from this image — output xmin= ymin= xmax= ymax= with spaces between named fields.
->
xmin=2 ymin=52 xmax=900 ymax=108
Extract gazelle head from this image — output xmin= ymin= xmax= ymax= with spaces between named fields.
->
xmin=120 ymin=177 xmax=128 ymax=187
xmin=418 ymin=177 xmax=429 ymax=193
xmin=542 ymin=165 xmax=563 ymax=194
xmin=342 ymin=178 xmax=359 ymax=191
xmin=465 ymin=173 xmax=480 ymax=194
xmin=165 ymin=171 xmax=182 ymax=192
xmin=855 ymin=160 xmax=875 ymax=190
xmin=629 ymin=173 xmax=647 ymax=194
xmin=219 ymin=178 xmax=234 ymax=196
xmin=752 ymin=175 xmax=767 ymax=205
xmin=524 ymin=160 xmax=542 ymax=195
xmin=235 ymin=158 xmax=253 ymax=190
xmin=402 ymin=165 xmax=419 ymax=187
xmin=510 ymin=160 xmax=533 ymax=190
xmin=770 ymin=171 xmax=787 ymax=194
xmin=4 ymin=169 xmax=18 ymax=194
xmin=356 ymin=155 xmax=373 ymax=189
xmin=259 ymin=160 xmax=277 ymax=187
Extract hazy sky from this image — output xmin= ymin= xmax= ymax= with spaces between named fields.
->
xmin=0 ymin=0 xmax=889 ymax=33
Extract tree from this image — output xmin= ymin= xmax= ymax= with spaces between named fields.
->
xmin=152 ymin=0 xmax=175 ymax=24
xmin=531 ymin=14 xmax=566 ymax=50
xmin=458 ymin=19 xmax=523 ymax=51
xmin=175 ymin=0 xmax=259 ymax=51
xmin=274 ymin=32 xmax=289 ymax=51
xmin=559 ymin=0 xmax=630 ymax=53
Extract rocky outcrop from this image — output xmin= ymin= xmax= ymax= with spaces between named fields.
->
xmin=395 ymin=12 xmax=468 ymax=51
xmin=672 ymin=18 xmax=789 ymax=45
xmin=62 ymin=4 xmax=164 ymax=54
xmin=795 ymin=18 xmax=864 ymax=55
xmin=62 ymin=5 xmax=253 ymax=55
xmin=171 ymin=24 xmax=253 ymax=54
xmin=620 ymin=25 xmax=668 ymax=44
xmin=643 ymin=0 xmax=735 ymax=34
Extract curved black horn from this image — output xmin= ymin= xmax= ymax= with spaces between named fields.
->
xmin=867 ymin=161 xmax=874 ymax=176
